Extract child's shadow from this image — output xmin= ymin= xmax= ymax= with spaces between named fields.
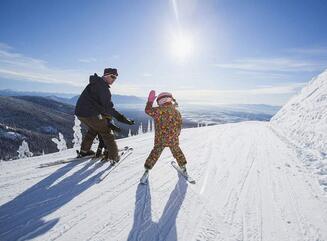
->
xmin=128 ymin=174 xmax=188 ymax=241
xmin=0 ymin=160 xmax=107 ymax=241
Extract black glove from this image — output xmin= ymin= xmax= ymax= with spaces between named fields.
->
xmin=117 ymin=114 xmax=135 ymax=125
xmin=124 ymin=117 xmax=135 ymax=125
xmin=107 ymin=120 xmax=122 ymax=133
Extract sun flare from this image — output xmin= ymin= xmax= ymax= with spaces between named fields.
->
xmin=170 ymin=32 xmax=194 ymax=62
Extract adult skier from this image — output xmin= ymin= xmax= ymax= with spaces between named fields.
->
xmin=75 ymin=67 xmax=134 ymax=163
xmin=141 ymin=90 xmax=188 ymax=182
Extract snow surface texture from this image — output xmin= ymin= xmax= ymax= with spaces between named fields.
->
xmin=271 ymin=69 xmax=327 ymax=191
xmin=1 ymin=122 xmax=327 ymax=241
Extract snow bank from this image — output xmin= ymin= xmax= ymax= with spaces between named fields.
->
xmin=271 ymin=68 xmax=327 ymax=189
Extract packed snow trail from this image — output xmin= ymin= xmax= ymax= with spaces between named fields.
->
xmin=0 ymin=122 xmax=327 ymax=241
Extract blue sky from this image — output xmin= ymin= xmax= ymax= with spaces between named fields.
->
xmin=0 ymin=0 xmax=327 ymax=105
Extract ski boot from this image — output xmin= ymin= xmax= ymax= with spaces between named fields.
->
xmin=77 ymin=150 xmax=95 ymax=158
xmin=95 ymin=148 xmax=103 ymax=158
xmin=180 ymin=165 xmax=188 ymax=176
xmin=108 ymin=154 xmax=120 ymax=165
xmin=140 ymin=168 xmax=149 ymax=184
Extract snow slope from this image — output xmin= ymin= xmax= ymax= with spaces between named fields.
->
xmin=1 ymin=122 xmax=327 ymax=241
xmin=271 ymin=69 xmax=327 ymax=191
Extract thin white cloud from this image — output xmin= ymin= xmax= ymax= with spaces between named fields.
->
xmin=142 ymin=72 xmax=152 ymax=77
xmin=113 ymin=81 xmax=307 ymax=105
xmin=111 ymin=54 xmax=120 ymax=59
xmin=0 ymin=43 xmax=313 ymax=105
xmin=247 ymin=83 xmax=306 ymax=95
xmin=231 ymin=69 xmax=290 ymax=81
xmin=113 ymin=83 xmax=146 ymax=96
xmin=0 ymin=42 xmax=12 ymax=51
xmin=0 ymin=43 xmax=151 ymax=97
xmin=287 ymin=47 xmax=327 ymax=55
xmin=0 ymin=43 xmax=89 ymax=86
xmin=175 ymin=82 xmax=304 ymax=96
xmin=215 ymin=57 xmax=326 ymax=73
xmin=78 ymin=57 xmax=97 ymax=63
xmin=173 ymin=82 xmax=307 ymax=105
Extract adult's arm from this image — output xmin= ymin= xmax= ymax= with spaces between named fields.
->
xmin=96 ymin=83 xmax=122 ymax=118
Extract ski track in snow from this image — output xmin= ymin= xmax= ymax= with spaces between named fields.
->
xmin=1 ymin=122 xmax=327 ymax=241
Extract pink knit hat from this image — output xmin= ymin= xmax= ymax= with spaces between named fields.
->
xmin=156 ymin=92 xmax=173 ymax=106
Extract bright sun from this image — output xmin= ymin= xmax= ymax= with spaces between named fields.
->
xmin=170 ymin=32 xmax=194 ymax=62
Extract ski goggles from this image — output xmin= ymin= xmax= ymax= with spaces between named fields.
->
xmin=157 ymin=97 xmax=173 ymax=106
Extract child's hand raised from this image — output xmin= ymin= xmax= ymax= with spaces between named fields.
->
xmin=148 ymin=90 xmax=156 ymax=103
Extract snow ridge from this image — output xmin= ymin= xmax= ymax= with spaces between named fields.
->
xmin=271 ymin=68 xmax=327 ymax=190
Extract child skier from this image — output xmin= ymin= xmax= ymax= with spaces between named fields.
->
xmin=141 ymin=90 xmax=188 ymax=183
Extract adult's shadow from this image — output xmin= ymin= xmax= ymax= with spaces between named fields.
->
xmin=0 ymin=159 xmax=107 ymax=241
xmin=128 ymin=173 xmax=188 ymax=241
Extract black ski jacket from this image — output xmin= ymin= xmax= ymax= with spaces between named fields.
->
xmin=75 ymin=73 xmax=125 ymax=121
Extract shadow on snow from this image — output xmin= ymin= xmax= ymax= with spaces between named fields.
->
xmin=0 ymin=159 xmax=109 ymax=241
xmin=128 ymin=173 xmax=188 ymax=241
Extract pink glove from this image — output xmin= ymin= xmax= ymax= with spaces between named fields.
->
xmin=147 ymin=90 xmax=156 ymax=102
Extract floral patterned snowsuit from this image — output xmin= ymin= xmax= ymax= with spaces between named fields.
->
xmin=144 ymin=101 xmax=187 ymax=169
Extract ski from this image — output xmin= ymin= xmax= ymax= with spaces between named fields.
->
xmin=171 ymin=161 xmax=196 ymax=184
xmin=38 ymin=153 xmax=96 ymax=168
xmin=38 ymin=146 xmax=130 ymax=168
xmin=139 ymin=170 xmax=149 ymax=185
xmin=96 ymin=147 xmax=133 ymax=183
